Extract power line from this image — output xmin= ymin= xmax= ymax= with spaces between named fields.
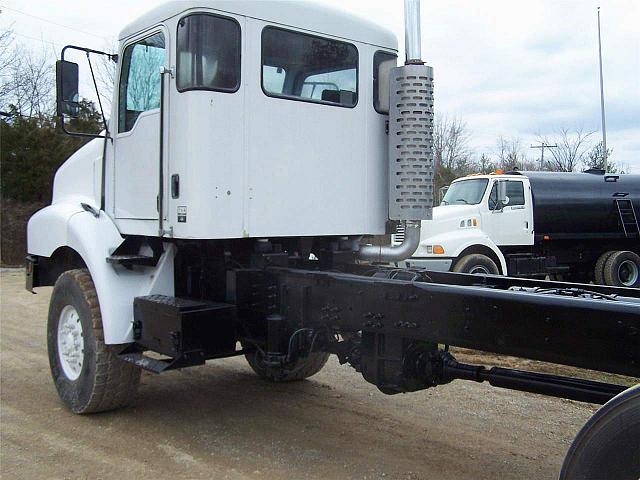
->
xmin=0 ymin=4 xmax=112 ymax=41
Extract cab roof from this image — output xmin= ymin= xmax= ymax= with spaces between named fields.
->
xmin=119 ymin=0 xmax=398 ymax=50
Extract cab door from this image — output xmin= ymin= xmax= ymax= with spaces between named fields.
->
xmin=113 ymin=30 xmax=167 ymax=221
xmin=484 ymin=179 xmax=534 ymax=246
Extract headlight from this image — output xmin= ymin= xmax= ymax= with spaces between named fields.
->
xmin=459 ymin=217 xmax=479 ymax=228
xmin=426 ymin=245 xmax=445 ymax=254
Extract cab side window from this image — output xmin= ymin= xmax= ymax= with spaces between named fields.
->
xmin=488 ymin=180 xmax=526 ymax=209
xmin=118 ymin=33 xmax=166 ymax=133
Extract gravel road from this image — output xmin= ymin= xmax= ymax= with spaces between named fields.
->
xmin=1 ymin=269 xmax=603 ymax=479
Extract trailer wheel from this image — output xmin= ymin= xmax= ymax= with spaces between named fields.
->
xmin=244 ymin=350 xmax=330 ymax=382
xmin=602 ymin=251 xmax=640 ymax=287
xmin=594 ymin=250 xmax=616 ymax=285
xmin=48 ymin=269 xmax=141 ymax=413
xmin=559 ymin=384 xmax=640 ymax=480
xmin=453 ymin=254 xmax=500 ymax=275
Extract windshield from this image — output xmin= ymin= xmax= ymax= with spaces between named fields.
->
xmin=441 ymin=179 xmax=489 ymax=205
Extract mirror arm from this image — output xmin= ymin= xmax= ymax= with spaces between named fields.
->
xmin=86 ymin=51 xmax=110 ymax=137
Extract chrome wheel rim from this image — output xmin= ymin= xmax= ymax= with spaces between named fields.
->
xmin=618 ymin=260 xmax=639 ymax=287
xmin=57 ymin=305 xmax=84 ymax=380
xmin=469 ymin=265 xmax=491 ymax=275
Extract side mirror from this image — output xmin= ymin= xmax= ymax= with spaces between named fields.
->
xmin=497 ymin=181 xmax=508 ymax=206
xmin=378 ymin=57 xmax=396 ymax=113
xmin=56 ymin=60 xmax=79 ymax=117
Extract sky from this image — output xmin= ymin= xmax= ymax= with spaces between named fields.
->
xmin=1 ymin=0 xmax=638 ymax=171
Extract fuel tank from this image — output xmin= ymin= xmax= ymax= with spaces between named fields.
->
xmin=521 ymin=171 xmax=640 ymax=237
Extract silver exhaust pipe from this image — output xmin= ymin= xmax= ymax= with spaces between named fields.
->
xmin=404 ymin=0 xmax=422 ymax=64
xmin=358 ymin=0 xmax=434 ymax=263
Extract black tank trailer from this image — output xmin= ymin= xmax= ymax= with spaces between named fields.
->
xmin=507 ymin=170 xmax=640 ymax=286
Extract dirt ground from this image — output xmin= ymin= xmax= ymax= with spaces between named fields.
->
xmin=1 ymin=268 xmax=632 ymax=480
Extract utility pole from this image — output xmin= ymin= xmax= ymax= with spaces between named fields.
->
xmin=597 ymin=6 xmax=608 ymax=172
xmin=530 ymin=142 xmax=557 ymax=170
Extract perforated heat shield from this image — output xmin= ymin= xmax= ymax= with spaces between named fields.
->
xmin=388 ymin=64 xmax=434 ymax=221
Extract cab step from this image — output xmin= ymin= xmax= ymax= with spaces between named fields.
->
xmin=106 ymin=254 xmax=157 ymax=267
xmin=118 ymin=295 xmax=238 ymax=373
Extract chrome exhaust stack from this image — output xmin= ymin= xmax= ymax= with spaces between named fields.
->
xmin=359 ymin=0 xmax=434 ymax=262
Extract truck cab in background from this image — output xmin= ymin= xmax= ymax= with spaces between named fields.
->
xmin=403 ymin=171 xmax=640 ymax=287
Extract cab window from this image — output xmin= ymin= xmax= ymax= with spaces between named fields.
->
xmin=261 ymin=27 xmax=358 ymax=107
xmin=489 ymin=180 xmax=525 ymax=209
xmin=176 ymin=14 xmax=241 ymax=93
xmin=118 ymin=33 xmax=166 ymax=133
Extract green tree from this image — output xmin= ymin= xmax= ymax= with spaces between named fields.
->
xmin=1 ymin=100 xmax=102 ymax=203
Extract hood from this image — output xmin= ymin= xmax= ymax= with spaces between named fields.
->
xmin=423 ymin=204 xmax=481 ymax=234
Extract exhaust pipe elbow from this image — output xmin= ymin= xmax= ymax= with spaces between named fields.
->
xmin=358 ymin=221 xmax=421 ymax=263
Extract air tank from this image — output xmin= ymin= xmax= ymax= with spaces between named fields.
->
xmin=521 ymin=171 xmax=640 ymax=237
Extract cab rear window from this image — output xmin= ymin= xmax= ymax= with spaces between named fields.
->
xmin=261 ymin=27 xmax=358 ymax=108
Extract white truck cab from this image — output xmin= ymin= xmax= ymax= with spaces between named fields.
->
xmin=403 ymin=173 xmax=534 ymax=275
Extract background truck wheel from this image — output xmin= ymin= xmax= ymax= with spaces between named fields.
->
xmin=594 ymin=250 xmax=616 ymax=285
xmin=244 ymin=350 xmax=330 ymax=382
xmin=47 ymin=269 xmax=141 ymax=414
xmin=453 ymin=254 xmax=500 ymax=275
xmin=602 ymin=251 xmax=640 ymax=287
xmin=559 ymin=384 xmax=640 ymax=480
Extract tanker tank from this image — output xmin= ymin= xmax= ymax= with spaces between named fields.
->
xmin=519 ymin=171 xmax=640 ymax=238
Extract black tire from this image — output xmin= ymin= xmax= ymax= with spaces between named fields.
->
xmin=560 ymin=384 xmax=640 ymax=480
xmin=244 ymin=350 xmax=330 ymax=382
xmin=453 ymin=254 xmax=500 ymax=275
xmin=602 ymin=250 xmax=640 ymax=287
xmin=594 ymin=250 xmax=616 ymax=285
xmin=48 ymin=269 xmax=141 ymax=414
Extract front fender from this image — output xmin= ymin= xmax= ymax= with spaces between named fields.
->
xmin=28 ymin=203 xmax=175 ymax=344
xmin=414 ymin=230 xmax=507 ymax=274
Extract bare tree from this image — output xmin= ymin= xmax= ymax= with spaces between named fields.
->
xmin=538 ymin=128 xmax=595 ymax=172
xmin=95 ymin=42 xmax=118 ymax=112
xmin=0 ymin=28 xmax=16 ymax=110
xmin=0 ymin=30 xmax=55 ymax=119
xmin=476 ymin=153 xmax=495 ymax=174
xmin=433 ymin=115 xmax=472 ymax=173
xmin=495 ymin=136 xmax=529 ymax=171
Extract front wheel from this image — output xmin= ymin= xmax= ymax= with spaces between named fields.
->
xmin=452 ymin=254 xmax=500 ymax=275
xmin=48 ymin=269 xmax=141 ymax=414
xmin=244 ymin=349 xmax=330 ymax=382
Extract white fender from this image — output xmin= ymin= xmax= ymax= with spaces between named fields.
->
xmin=28 ymin=204 xmax=175 ymax=344
xmin=416 ymin=229 xmax=508 ymax=274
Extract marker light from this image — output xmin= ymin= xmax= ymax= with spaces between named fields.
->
xmin=433 ymin=245 xmax=445 ymax=255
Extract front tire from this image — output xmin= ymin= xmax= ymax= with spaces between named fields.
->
xmin=244 ymin=349 xmax=330 ymax=382
xmin=452 ymin=254 xmax=500 ymax=275
xmin=48 ymin=269 xmax=141 ymax=414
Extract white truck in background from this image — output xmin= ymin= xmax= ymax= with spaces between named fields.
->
xmin=401 ymin=170 xmax=640 ymax=287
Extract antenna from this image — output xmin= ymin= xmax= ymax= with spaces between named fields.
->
xmin=597 ymin=6 xmax=608 ymax=172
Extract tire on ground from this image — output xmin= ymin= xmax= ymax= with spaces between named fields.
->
xmin=594 ymin=250 xmax=616 ymax=285
xmin=48 ymin=269 xmax=141 ymax=414
xmin=559 ymin=384 xmax=640 ymax=480
xmin=453 ymin=254 xmax=500 ymax=275
xmin=602 ymin=250 xmax=640 ymax=288
xmin=244 ymin=349 xmax=330 ymax=382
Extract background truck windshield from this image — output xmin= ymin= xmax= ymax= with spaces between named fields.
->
xmin=441 ymin=178 xmax=488 ymax=205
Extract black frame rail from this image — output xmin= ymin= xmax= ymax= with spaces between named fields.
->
xmin=267 ymin=267 xmax=639 ymax=377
